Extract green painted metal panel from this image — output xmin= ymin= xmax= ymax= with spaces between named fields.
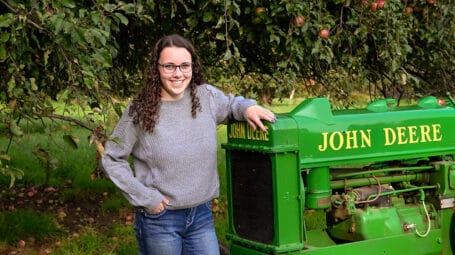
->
xmin=231 ymin=230 xmax=445 ymax=255
xmin=272 ymin=152 xmax=304 ymax=249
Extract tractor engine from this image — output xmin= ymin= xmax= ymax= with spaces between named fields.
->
xmin=327 ymin=173 xmax=432 ymax=242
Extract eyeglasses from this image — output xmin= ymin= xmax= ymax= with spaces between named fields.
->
xmin=158 ymin=62 xmax=192 ymax=73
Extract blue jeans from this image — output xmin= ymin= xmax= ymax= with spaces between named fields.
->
xmin=134 ymin=201 xmax=220 ymax=255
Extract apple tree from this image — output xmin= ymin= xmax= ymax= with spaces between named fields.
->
xmin=0 ymin=0 xmax=151 ymax=185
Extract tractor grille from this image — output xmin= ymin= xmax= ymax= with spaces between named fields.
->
xmin=231 ymin=150 xmax=274 ymax=244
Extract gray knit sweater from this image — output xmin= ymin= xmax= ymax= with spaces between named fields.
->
xmin=101 ymin=84 xmax=256 ymax=211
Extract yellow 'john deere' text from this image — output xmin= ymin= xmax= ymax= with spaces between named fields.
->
xmin=228 ymin=122 xmax=269 ymax=141
xmin=318 ymin=129 xmax=372 ymax=151
xmin=383 ymin=124 xmax=442 ymax=145
xmin=318 ymin=124 xmax=442 ymax=152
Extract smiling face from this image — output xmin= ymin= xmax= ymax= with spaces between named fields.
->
xmin=158 ymin=46 xmax=193 ymax=101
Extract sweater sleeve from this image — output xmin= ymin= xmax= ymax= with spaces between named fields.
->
xmin=101 ymin=106 xmax=164 ymax=210
xmin=203 ymin=84 xmax=257 ymax=124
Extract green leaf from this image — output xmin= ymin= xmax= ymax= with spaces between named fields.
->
xmin=277 ymin=60 xmax=287 ymax=68
xmin=215 ymin=33 xmax=225 ymax=40
xmin=90 ymin=29 xmax=107 ymax=46
xmin=114 ymin=13 xmax=129 ymax=25
xmin=93 ymin=48 xmax=112 ymax=67
xmin=71 ymin=28 xmax=86 ymax=44
xmin=223 ymin=49 xmax=232 ymax=61
xmin=52 ymin=15 xmax=64 ymax=34
xmin=56 ymin=89 xmax=70 ymax=102
xmin=90 ymin=12 xmax=101 ymax=25
xmin=103 ymin=3 xmax=117 ymax=12
xmin=33 ymin=148 xmax=49 ymax=161
xmin=215 ymin=16 xmax=224 ymax=28
xmin=63 ymin=20 xmax=74 ymax=34
xmin=0 ymin=13 xmax=15 ymax=28
xmin=203 ymin=12 xmax=212 ymax=22
xmin=269 ymin=34 xmax=280 ymax=44
xmin=63 ymin=134 xmax=79 ymax=149
xmin=119 ymin=3 xmax=137 ymax=13
xmin=0 ymin=165 xmax=24 ymax=188
xmin=0 ymin=32 xmax=10 ymax=43
xmin=7 ymin=78 xmax=15 ymax=93
xmin=60 ymin=0 xmax=76 ymax=8
xmin=43 ymin=49 xmax=51 ymax=66
xmin=30 ymin=78 xmax=38 ymax=91
xmin=9 ymin=120 xmax=23 ymax=137
xmin=311 ymin=43 xmax=320 ymax=54
xmin=0 ymin=44 xmax=6 ymax=61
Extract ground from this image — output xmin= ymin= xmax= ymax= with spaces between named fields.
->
xmin=0 ymin=182 xmax=231 ymax=255
xmin=0 ymin=181 xmax=135 ymax=255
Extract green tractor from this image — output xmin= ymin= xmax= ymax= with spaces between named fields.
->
xmin=223 ymin=96 xmax=455 ymax=255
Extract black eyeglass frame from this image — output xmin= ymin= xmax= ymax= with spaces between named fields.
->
xmin=158 ymin=62 xmax=193 ymax=73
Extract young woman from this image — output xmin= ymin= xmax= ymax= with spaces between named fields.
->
xmin=102 ymin=34 xmax=275 ymax=255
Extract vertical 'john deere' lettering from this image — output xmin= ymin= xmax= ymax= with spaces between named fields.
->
xmin=228 ymin=122 xmax=269 ymax=141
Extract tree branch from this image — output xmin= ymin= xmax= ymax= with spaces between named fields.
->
xmin=33 ymin=112 xmax=108 ymax=139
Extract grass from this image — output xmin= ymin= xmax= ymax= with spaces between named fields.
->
xmin=100 ymin=195 xmax=131 ymax=213
xmin=0 ymin=209 xmax=60 ymax=244
xmin=1 ymin=120 xmax=95 ymax=184
xmin=51 ymin=225 xmax=136 ymax=255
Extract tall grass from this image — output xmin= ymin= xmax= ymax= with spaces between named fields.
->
xmin=0 ymin=209 xmax=60 ymax=244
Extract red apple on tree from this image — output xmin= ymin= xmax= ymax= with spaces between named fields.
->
xmin=406 ymin=6 xmax=413 ymax=15
xmin=427 ymin=0 xmax=437 ymax=4
xmin=371 ymin=2 xmax=378 ymax=12
xmin=292 ymin=16 xmax=305 ymax=28
xmin=319 ymin=29 xmax=330 ymax=39
xmin=377 ymin=0 xmax=385 ymax=9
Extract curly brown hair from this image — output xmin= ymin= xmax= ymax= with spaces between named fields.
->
xmin=129 ymin=34 xmax=204 ymax=133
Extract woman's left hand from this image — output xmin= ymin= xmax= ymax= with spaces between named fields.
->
xmin=244 ymin=105 xmax=276 ymax=132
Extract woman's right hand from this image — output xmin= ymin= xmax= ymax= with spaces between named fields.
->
xmin=149 ymin=198 xmax=170 ymax=214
